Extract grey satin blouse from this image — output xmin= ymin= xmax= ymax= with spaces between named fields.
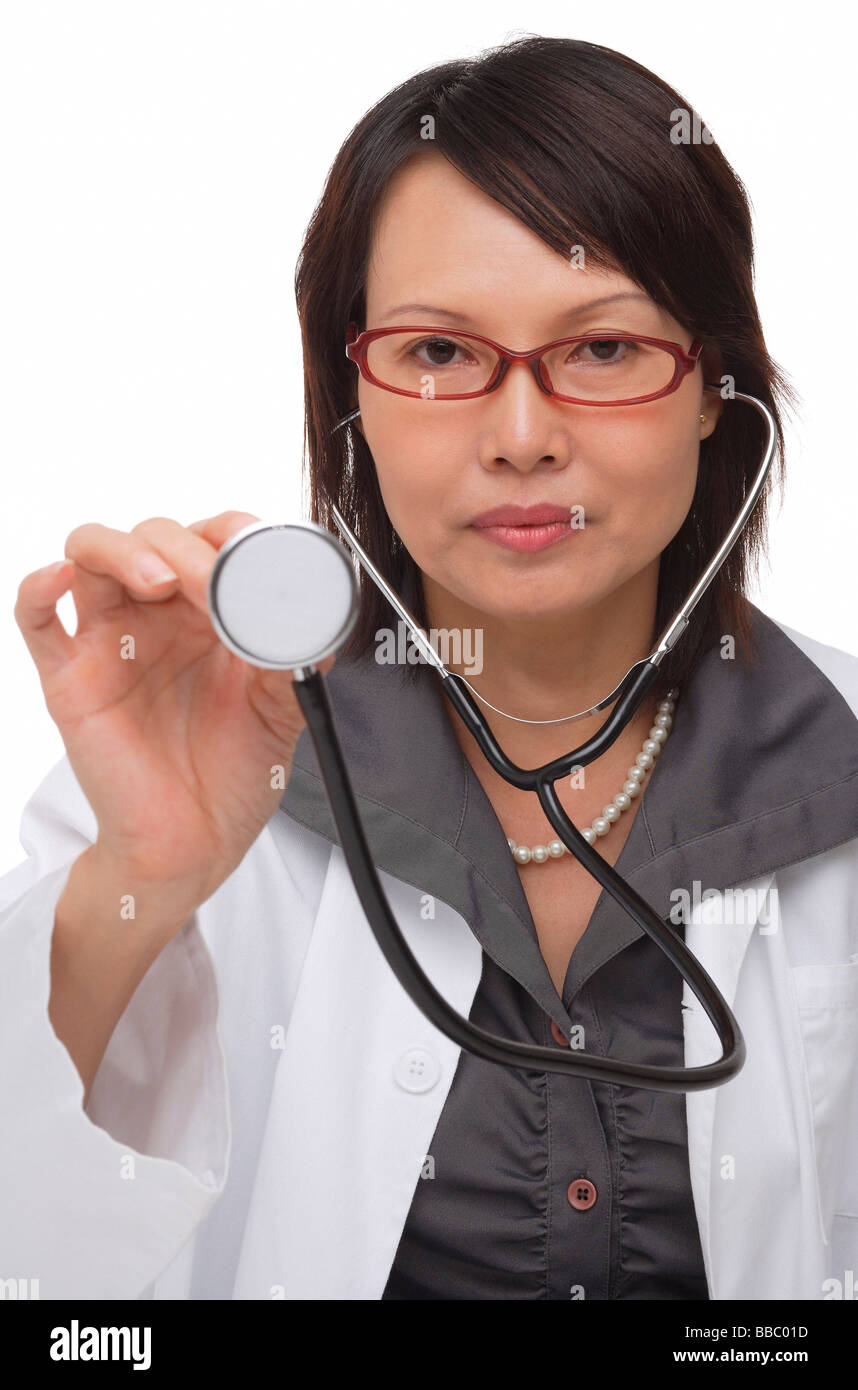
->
xmin=280 ymin=603 xmax=858 ymax=1300
xmin=380 ymin=853 xmax=707 ymax=1300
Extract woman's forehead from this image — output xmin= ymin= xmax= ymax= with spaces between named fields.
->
xmin=362 ymin=154 xmax=682 ymax=336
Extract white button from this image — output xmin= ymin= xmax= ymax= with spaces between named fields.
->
xmin=394 ymin=1047 xmax=441 ymax=1093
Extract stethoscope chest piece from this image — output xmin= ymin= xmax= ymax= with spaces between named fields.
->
xmin=207 ymin=520 xmax=359 ymax=670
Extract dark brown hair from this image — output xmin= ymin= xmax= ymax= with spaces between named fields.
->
xmin=295 ymin=34 xmax=797 ymax=699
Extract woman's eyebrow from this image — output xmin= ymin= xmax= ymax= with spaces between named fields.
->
xmin=377 ymin=292 xmax=653 ymax=325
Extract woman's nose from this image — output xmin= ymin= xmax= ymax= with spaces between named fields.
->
xmin=479 ymin=358 xmax=573 ymax=467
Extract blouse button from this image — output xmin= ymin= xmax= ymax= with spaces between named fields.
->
xmin=393 ymin=1047 xmax=440 ymax=1093
xmin=550 ymin=1019 xmax=570 ymax=1047
xmin=567 ymin=1178 xmax=598 ymax=1210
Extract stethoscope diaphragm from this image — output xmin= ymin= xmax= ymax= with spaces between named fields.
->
xmin=207 ymin=521 xmax=358 ymax=670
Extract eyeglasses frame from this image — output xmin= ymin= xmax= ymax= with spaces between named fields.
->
xmin=345 ymin=321 xmax=705 ymax=407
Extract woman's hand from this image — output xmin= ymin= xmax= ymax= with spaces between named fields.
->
xmin=15 ymin=511 xmax=334 ymax=905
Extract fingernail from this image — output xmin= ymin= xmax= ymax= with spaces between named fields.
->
xmin=136 ymin=553 xmax=179 ymax=585
xmin=42 ymin=560 xmax=71 ymax=575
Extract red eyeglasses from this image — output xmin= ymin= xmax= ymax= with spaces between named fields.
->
xmin=345 ymin=322 xmax=705 ymax=407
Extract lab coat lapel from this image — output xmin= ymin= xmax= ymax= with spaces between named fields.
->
xmin=681 ymin=871 xmax=832 ymax=1300
xmin=232 ymin=844 xmax=483 ymax=1300
xmin=679 ymin=873 xmax=773 ymax=1296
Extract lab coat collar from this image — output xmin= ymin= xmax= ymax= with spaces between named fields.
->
xmin=280 ymin=602 xmax=858 ymax=1035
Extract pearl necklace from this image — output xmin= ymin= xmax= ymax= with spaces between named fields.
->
xmin=507 ymin=688 xmax=679 ymax=865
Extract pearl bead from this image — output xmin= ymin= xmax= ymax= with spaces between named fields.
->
xmin=506 ymin=686 xmax=679 ymax=863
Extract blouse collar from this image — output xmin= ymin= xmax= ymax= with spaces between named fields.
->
xmin=280 ymin=604 xmax=858 ymax=1029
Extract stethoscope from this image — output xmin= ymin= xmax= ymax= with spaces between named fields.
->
xmin=206 ymin=388 xmax=776 ymax=1093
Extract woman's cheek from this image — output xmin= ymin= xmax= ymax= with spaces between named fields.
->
xmin=377 ymin=481 xmax=450 ymax=570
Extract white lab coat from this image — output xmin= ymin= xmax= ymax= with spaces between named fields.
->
xmin=1 ymin=620 xmax=857 ymax=1301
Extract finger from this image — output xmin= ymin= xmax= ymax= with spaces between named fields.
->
xmin=66 ymin=517 xmax=215 ymax=622
xmin=62 ymin=521 xmax=181 ymax=627
xmin=129 ymin=515 xmax=240 ymax=614
xmin=187 ymin=511 xmax=261 ymax=550
xmin=14 ymin=561 xmax=78 ymax=678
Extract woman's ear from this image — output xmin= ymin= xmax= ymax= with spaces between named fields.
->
xmin=700 ymin=343 xmax=726 ymax=439
xmin=700 ymin=392 xmax=724 ymax=439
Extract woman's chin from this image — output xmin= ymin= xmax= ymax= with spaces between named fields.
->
xmin=452 ymin=587 xmax=601 ymax=626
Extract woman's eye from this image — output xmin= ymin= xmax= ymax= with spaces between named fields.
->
xmin=410 ymin=337 xmax=471 ymax=366
xmin=571 ymin=338 xmax=635 ymax=364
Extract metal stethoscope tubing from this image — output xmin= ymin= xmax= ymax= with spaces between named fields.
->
xmin=207 ymin=388 xmax=777 ymax=1092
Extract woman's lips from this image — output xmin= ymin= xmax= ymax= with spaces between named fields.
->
xmin=471 ymin=519 xmax=581 ymax=552
xmin=469 ymin=502 xmax=585 ymax=552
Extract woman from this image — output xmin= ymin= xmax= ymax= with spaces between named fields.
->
xmin=3 ymin=36 xmax=857 ymax=1301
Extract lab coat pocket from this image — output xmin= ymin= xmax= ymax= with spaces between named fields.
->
xmin=791 ymin=958 xmax=858 ymax=1239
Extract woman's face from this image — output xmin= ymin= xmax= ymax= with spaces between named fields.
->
xmin=356 ymin=150 xmax=720 ymax=630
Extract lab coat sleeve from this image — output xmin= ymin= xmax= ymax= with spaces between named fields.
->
xmin=0 ymin=755 xmax=230 ymax=1299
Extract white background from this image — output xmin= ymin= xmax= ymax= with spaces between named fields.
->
xmin=1 ymin=0 xmax=855 ymax=871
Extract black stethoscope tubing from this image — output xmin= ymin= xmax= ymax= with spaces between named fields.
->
xmin=288 ymin=387 xmax=776 ymax=1092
